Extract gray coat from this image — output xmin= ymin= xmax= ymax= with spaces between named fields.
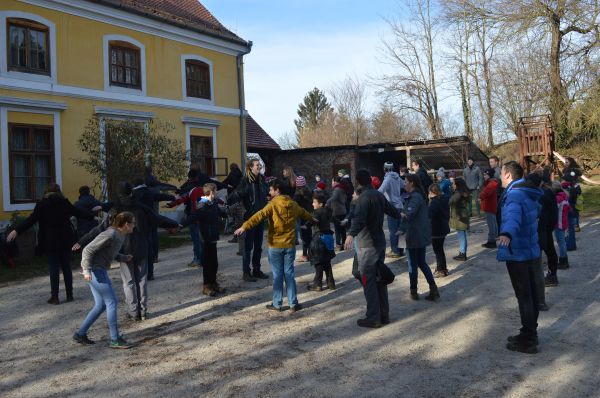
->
xmin=463 ymin=165 xmax=483 ymax=190
xmin=404 ymin=191 xmax=432 ymax=248
xmin=326 ymin=186 xmax=347 ymax=217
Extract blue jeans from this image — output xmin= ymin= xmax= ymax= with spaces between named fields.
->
xmin=407 ymin=247 xmax=435 ymax=290
xmin=78 ymin=268 xmax=119 ymax=341
xmin=457 ymin=230 xmax=468 ymax=254
xmin=566 ymin=215 xmax=577 ymax=251
xmin=554 ymin=228 xmax=567 ymax=258
xmin=268 ymin=247 xmax=298 ymax=308
xmin=243 ymin=222 xmax=264 ymax=274
xmin=189 ymin=223 xmax=204 ymax=264
xmin=387 ymin=216 xmax=401 ymax=253
xmin=485 ymin=212 xmax=497 ymax=243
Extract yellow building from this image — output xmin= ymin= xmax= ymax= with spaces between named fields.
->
xmin=0 ymin=0 xmax=252 ymax=218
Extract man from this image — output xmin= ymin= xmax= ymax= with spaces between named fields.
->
xmin=497 ymin=161 xmax=543 ymax=354
xmin=378 ymin=162 xmax=405 ymax=258
xmin=235 ymin=179 xmax=313 ymax=312
xmin=345 ymin=169 xmax=400 ymax=328
xmin=489 ymin=155 xmax=503 ymax=227
xmin=222 ymin=163 xmax=244 ymax=239
xmin=228 ymin=159 xmax=270 ymax=282
xmin=463 ymin=157 xmax=483 ymax=217
xmin=411 ymin=160 xmax=432 ymax=195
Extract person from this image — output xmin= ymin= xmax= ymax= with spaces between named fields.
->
xmin=234 ymin=179 xmax=314 ymax=312
xmin=315 ymin=181 xmax=328 ymax=195
xmin=327 ymin=176 xmax=347 ymax=251
xmin=435 ymin=168 xmax=452 ymax=200
xmin=281 ymin=166 xmax=297 ymax=197
xmin=552 ymin=181 xmax=570 ymax=270
xmin=223 ymin=163 xmax=243 ymax=194
xmin=313 ymin=173 xmax=322 ymax=191
xmin=74 ymin=186 xmax=111 ymax=239
xmin=345 ymin=169 xmax=400 ymax=328
xmin=562 ymin=157 xmax=582 ymax=231
xmin=489 ymin=155 xmax=503 ymax=229
xmin=497 ymin=161 xmax=543 ymax=354
xmin=72 ymin=211 xmax=135 ymax=349
xmin=132 ymin=177 xmax=175 ymax=280
xmin=228 ymin=158 xmax=270 ymax=282
xmin=378 ymin=162 xmax=405 ymax=258
xmin=7 ymin=183 xmax=98 ymax=304
xmin=223 ymin=163 xmax=244 ymax=240
xmin=449 ymin=177 xmax=470 ymax=261
xmin=402 ymin=175 xmax=439 ymax=301
xmin=371 ymin=176 xmax=381 ymax=190
xmin=183 ymin=183 xmax=227 ymax=296
xmin=480 ymin=169 xmax=499 ymax=248
xmin=561 ymin=177 xmax=580 ymax=251
xmin=338 ymin=169 xmax=355 ymax=210
xmin=307 ymin=192 xmax=336 ymax=291
xmin=411 ymin=159 xmax=433 ymax=195
xmin=294 ymin=176 xmax=313 ymax=262
xmin=428 ymin=184 xmax=450 ymax=277
xmin=463 ymin=157 xmax=483 ymax=217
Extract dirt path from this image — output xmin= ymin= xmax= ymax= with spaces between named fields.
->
xmin=1 ymin=217 xmax=600 ymax=397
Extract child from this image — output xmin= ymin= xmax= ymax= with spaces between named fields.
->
xmin=480 ymin=169 xmax=499 ymax=248
xmin=234 ymin=179 xmax=314 ymax=312
xmin=185 ymin=183 xmax=228 ymax=296
xmin=307 ymin=192 xmax=336 ymax=291
xmin=553 ymin=181 xmax=571 ymax=270
xmin=294 ymin=176 xmax=313 ymax=262
xmin=428 ymin=184 xmax=450 ymax=277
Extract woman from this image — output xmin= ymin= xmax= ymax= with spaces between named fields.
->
xmin=7 ymin=183 xmax=98 ymax=304
xmin=450 ymin=177 xmax=470 ymax=261
xmin=73 ymin=211 xmax=135 ymax=349
xmin=428 ymin=184 xmax=450 ymax=277
xmin=282 ymin=166 xmax=297 ymax=197
xmin=294 ymin=176 xmax=313 ymax=262
xmin=326 ymin=176 xmax=348 ymax=251
xmin=562 ymin=157 xmax=582 ymax=231
xmin=402 ymin=175 xmax=439 ymax=301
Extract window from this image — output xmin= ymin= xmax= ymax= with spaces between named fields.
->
xmin=7 ymin=18 xmax=50 ymax=75
xmin=185 ymin=60 xmax=211 ymax=99
xmin=9 ymin=124 xmax=54 ymax=203
xmin=109 ymin=41 xmax=140 ymax=89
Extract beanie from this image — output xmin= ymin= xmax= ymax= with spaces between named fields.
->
xmin=316 ymin=181 xmax=326 ymax=190
xmin=296 ymin=176 xmax=306 ymax=187
xmin=483 ymin=168 xmax=496 ymax=178
xmin=371 ymin=176 xmax=381 ymax=189
xmin=436 ymin=167 xmax=446 ymax=179
xmin=383 ymin=162 xmax=394 ymax=171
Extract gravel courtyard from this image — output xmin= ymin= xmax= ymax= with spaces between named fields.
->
xmin=1 ymin=216 xmax=600 ymax=397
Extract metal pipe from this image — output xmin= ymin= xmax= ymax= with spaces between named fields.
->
xmin=237 ymin=41 xmax=253 ymax=166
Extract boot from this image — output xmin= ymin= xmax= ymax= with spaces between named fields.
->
xmin=324 ymin=264 xmax=336 ymax=290
xmin=544 ymin=272 xmax=558 ymax=287
xmin=213 ymin=281 xmax=226 ymax=293
xmin=307 ymin=265 xmax=323 ymax=291
xmin=242 ymin=272 xmax=257 ymax=282
xmin=47 ymin=296 xmax=60 ymax=305
xmin=557 ymin=257 xmax=570 ymax=269
xmin=410 ymin=288 xmax=419 ymax=300
xmin=202 ymin=284 xmax=216 ymax=297
xmin=453 ymin=252 xmax=467 ymax=261
xmin=66 ymin=292 xmax=74 ymax=303
xmin=425 ymin=284 xmax=440 ymax=301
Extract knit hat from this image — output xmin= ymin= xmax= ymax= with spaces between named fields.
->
xmin=371 ymin=176 xmax=381 ymax=189
xmin=448 ymin=171 xmax=456 ymax=178
xmin=296 ymin=176 xmax=306 ymax=187
xmin=383 ymin=162 xmax=394 ymax=171
xmin=483 ymin=168 xmax=495 ymax=178
xmin=436 ymin=167 xmax=446 ymax=179
xmin=338 ymin=169 xmax=347 ymax=177
xmin=316 ymin=181 xmax=326 ymax=190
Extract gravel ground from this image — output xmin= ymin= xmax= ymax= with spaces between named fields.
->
xmin=1 ymin=216 xmax=600 ymax=397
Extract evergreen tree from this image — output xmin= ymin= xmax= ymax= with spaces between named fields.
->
xmin=294 ymin=88 xmax=333 ymax=142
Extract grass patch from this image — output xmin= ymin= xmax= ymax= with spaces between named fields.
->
xmin=581 ymin=185 xmax=600 ymax=216
xmin=158 ymin=229 xmax=192 ymax=249
xmin=0 ymin=252 xmax=82 ymax=285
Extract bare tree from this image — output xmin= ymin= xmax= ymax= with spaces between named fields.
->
xmin=380 ymin=0 xmax=443 ymax=139
xmin=329 ymin=76 xmax=369 ymax=145
xmin=277 ymin=130 xmax=298 ymax=150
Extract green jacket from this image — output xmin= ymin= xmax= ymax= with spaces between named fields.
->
xmin=449 ymin=192 xmax=470 ymax=231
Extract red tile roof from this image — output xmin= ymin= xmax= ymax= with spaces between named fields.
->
xmin=246 ymin=115 xmax=280 ymax=150
xmin=89 ymin=0 xmax=247 ymax=45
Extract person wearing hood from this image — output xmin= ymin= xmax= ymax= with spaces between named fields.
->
xmin=435 ymin=168 xmax=452 ymax=200
xmin=480 ymin=168 xmax=499 ymax=248
xmin=7 ymin=183 xmax=98 ymax=304
xmin=463 ymin=157 xmax=483 ymax=217
xmin=235 ymin=179 xmax=314 ymax=313
xmin=497 ymin=161 xmax=543 ymax=354
xmin=378 ymin=162 xmax=405 ymax=258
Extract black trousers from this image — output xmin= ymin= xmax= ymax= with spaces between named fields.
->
xmin=202 ymin=242 xmax=218 ymax=284
xmin=540 ymin=228 xmax=558 ymax=274
xmin=431 ymin=236 xmax=447 ymax=271
xmin=47 ymin=250 xmax=72 ymax=298
xmin=333 ymin=215 xmax=347 ymax=246
xmin=506 ymin=260 xmax=539 ymax=339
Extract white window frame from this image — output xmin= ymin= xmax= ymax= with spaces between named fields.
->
xmin=181 ymin=54 xmax=214 ymax=105
xmin=0 ymin=11 xmax=57 ymax=84
xmin=1 ymin=105 xmax=63 ymax=211
xmin=103 ymin=34 xmax=147 ymax=96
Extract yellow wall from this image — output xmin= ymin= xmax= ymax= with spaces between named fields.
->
xmin=7 ymin=112 xmax=53 ymax=126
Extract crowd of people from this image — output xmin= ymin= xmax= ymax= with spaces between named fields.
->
xmin=3 ymin=155 xmax=584 ymax=353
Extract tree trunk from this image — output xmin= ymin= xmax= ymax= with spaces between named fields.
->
xmin=549 ymin=15 xmax=569 ymax=146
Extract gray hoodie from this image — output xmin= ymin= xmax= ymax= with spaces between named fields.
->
xmin=378 ymin=171 xmax=404 ymax=210
xmin=81 ymin=228 xmax=128 ymax=276
xmin=463 ymin=165 xmax=483 ymax=190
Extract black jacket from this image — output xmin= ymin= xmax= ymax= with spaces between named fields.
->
xmin=74 ymin=194 xmax=111 ymax=238
xmin=538 ymin=186 xmax=558 ymax=249
xmin=223 ymin=168 xmax=243 ymax=193
xmin=428 ymin=195 xmax=450 ymax=238
xmin=184 ymin=200 xmax=226 ymax=243
xmin=16 ymin=193 xmax=94 ymax=254
xmin=132 ymin=185 xmax=175 ymax=210
xmin=416 ymin=168 xmax=433 ymax=194
xmin=228 ymin=173 xmax=269 ymax=220
xmin=349 ymin=186 xmax=399 ymax=248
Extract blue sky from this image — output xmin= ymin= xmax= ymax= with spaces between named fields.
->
xmin=202 ymin=0 xmax=404 ymax=142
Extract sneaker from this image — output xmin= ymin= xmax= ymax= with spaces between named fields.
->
xmin=545 ymin=273 xmax=558 ymax=287
xmin=357 ymin=318 xmax=382 ymax=328
xmin=66 ymin=295 xmax=74 ymax=303
xmin=242 ymin=272 xmax=257 ymax=282
xmin=187 ymin=262 xmax=201 ymax=268
xmin=266 ymin=304 xmax=283 ymax=312
xmin=290 ymin=303 xmax=303 ymax=313
xmin=410 ymin=289 xmax=419 ymax=301
xmin=575 ymin=225 xmax=581 ymax=232
xmin=126 ymin=313 xmax=142 ymax=322
xmin=252 ymin=270 xmax=269 ymax=279
xmin=507 ymin=334 xmax=539 ymax=345
xmin=140 ymin=312 xmax=148 ymax=321
xmin=109 ymin=337 xmax=132 ymax=349
xmin=306 ymin=283 xmax=323 ymax=292
xmin=202 ymin=285 xmax=216 ymax=297
xmin=47 ymin=297 xmax=59 ymax=305
xmin=386 ymin=251 xmax=402 ymax=258
xmin=73 ymin=333 xmax=95 ymax=345
xmin=213 ymin=282 xmax=226 ymax=293
xmin=434 ymin=269 xmax=448 ymax=277
xmin=506 ymin=339 xmax=537 ymax=354
xmin=482 ymin=242 xmax=497 ymax=249
xmin=453 ymin=253 xmax=467 ymax=261
xmin=557 ymin=257 xmax=570 ymax=269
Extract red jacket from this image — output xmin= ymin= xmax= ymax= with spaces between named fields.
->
xmin=556 ymin=191 xmax=570 ymax=230
xmin=479 ymin=179 xmax=498 ymax=214
xmin=167 ymin=186 xmax=205 ymax=224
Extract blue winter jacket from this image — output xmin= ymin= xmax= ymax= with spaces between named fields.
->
xmin=496 ymin=179 xmax=543 ymax=262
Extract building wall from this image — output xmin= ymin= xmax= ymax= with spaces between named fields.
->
xmin=272 ymin=149 xmax=356 ymax=186
xmin=0 ymin=0 xmax=246 ymax=219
